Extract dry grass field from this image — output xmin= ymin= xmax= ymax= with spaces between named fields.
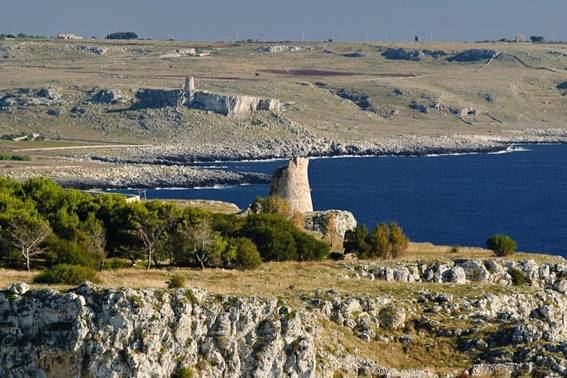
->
xmin=0 ymin=242 xmax=556 ymax=295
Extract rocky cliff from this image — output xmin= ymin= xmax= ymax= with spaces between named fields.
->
xmin=1 ymin=256 xmax=567 ymax=378
xmin=0 ymin=284 xmax=316 ymax=378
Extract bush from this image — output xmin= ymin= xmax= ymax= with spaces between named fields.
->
xmin=233 ymin=237 xmax=262 ymax=270
xmin=449 ymin=246 xmax=460 ymax=254
xmin=344 ymin=225 xmax=370 ymax=256
xmin=168 ymin=273 xmax=187 ymax=289
xmin=105 ymin=32 xmax=138 ymax=40
xmin=329 ymin=252 xmax=345 ymax=261
xmin=241 ymin=214 xmax=298 ymax=261
xmin=43 ymin=236 xmax=96 ymax=268
xmin=250 ymin=196 xmax=292 ymax=219
xmin=34 ymin=264 xmax=99 ymax=285
xmin=486 ymin=234 xmax=517 ymax=257
xmin=0 ymin=153 xmax=31 ymax=161
xmin=294 ymin=231 xmax=330 ymax=261
xmin=101 ymin=258 xmax=132 ymax=270
xmin=346 ymin=223 xmax=410 ymax=260
xmin=509 ymin=268 xmax=528 ymax=286
xmin=174 ymin=367 xmax=194 ymax=378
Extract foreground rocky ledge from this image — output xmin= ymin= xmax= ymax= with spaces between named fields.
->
xmin=1 ymin=257 xmax=566 ymax=378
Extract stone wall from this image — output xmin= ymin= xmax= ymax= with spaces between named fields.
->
xmin=269 ymin=157 xmax=313 ymax=214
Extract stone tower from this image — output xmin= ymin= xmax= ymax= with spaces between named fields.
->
xmin=186 ymin=76 xmax=195 ymax=102
xmin=269 ymin=157 xmax=313 ymax=214
xmin=179 ymin=76 xmax=195 ymax=108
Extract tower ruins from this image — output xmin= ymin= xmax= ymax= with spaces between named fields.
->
xmin=269 ymin=157 xmax=313 ymax=214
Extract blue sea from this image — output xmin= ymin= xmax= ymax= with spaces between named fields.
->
xmin=116 ymin=144 xmax=567 ymax=257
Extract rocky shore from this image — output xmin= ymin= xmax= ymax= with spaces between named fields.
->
xmin=1 ymin=255 xmax=566 ymax=377
xmin=74 ymin=129 xmax=567 ymax=165
xmin=2 ymin=164 xmax=270 ymax=189
xmin=4 ymin=129 xmax=567 ymax=190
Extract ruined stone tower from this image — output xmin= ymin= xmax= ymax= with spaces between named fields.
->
xmin=269 ymin=157 xmax=313 ymax=214
xmin=186 ymin=76 xmax=195 ymax=102
xmin=178 ymin=76 xmax=195 ymax=109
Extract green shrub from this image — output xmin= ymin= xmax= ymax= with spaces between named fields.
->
xmin=241 ymin=214 xmax=298 ymax=261
xmin=233 ymin=237 xmax=262 ymax=270
xmin=294 ymin=231 xmax=330 ymax=261
xmin=486 ymin=234 xmax=517 ymax=257
xmin=344 ymin=224 xmax=370 ymax=257
xmin=509 ymin=268 xmax=528 ymax=286
xmin=346 ymin=223 xmax=410 ymax=260
xmin=34 ymin=264 xmax=100 ymax=285
xmin=0 ymin=153 xmax=31 ymax=161
xmin=101 ymin=258 xmax=132 ymax=270
xmin=449 ymin=246 xmax=460 ymax=254
xmin=106 ymin=32 xmax=138 ymax=40
xmin=173 ymin=366 xmax=194 ymax=378
xmin=168 ymin=273 xmax=187 ymax=289
xmin=43 ymin=236 xmax=96 ymax=268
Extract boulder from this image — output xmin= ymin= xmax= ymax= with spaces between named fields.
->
xmin=379 ymin=305 xmax=406 ymax=330
xmin=460 ymin=260 xmax=490 ymax=282
xmin=8 ymin=282 xmax=30 ymax=295
xmin=76 ymin=45 xmax=107 ymax=55
xmin=447 ymin=266 xmax=467 ymax=284
xmin=89 ymin=89 xmax=131 ymax=104
xmin=303 ymin=209 xmax=357 ymax=239
xmin=554 ymin=280 xmax=567 ymax=294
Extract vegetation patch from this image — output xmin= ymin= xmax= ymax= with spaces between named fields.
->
xmin=33 ymin=264 xmax=100 ymax=285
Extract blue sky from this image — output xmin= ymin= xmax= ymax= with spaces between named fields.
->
xmin=1 ymin=0 xmax=565 ymax=42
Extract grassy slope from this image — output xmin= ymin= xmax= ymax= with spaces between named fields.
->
xmin=0 ymin=39 xmax=566 ymax=146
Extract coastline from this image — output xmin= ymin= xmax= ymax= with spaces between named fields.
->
xmin=3 ymin=130 xmax=567 ymax=190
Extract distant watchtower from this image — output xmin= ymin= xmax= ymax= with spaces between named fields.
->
xmin=185 ymin=76 xmax=195 ymax=102
xmin=269 ymin=157 xmax=313 ymax=214
xmin=177 ymin=76 xmax=195 ymax=110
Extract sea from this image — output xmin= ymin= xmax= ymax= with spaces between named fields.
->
xmin=115 ymin=144 xmax=567 ymax=257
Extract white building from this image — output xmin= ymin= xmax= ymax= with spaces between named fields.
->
xmin=56 ymin=32 xmax=83 ymax=40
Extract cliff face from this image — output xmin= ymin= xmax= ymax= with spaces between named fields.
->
xmin=1 ymin=257 xmax=566 ymax=378
xmin=0 ymin=285 xmax=316 ymax=378
xmin=269 ymin=157 xmax=313 ymax=214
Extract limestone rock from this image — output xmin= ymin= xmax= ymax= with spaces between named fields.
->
xmin=89 ymin=89 xmax=131 ymax=104
xmin=191 ymin=91 xmax=280 ymax=117
xmin=269 ymin=157 xmax=313 ymax=214
xmin=258 ymin=45 xmax=302 ymax=53
xmin=8 ymin=282 xmax=29 ymax=295
xmin=379 ymin=305 xmax=406 ymax=330
xmin=76 ymin=45 xmax=107 ymax=55
xmin=303 ymin=210 xmax=357 ymax=239
xmin=0 ymin=287 xmax=317 ymax=378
